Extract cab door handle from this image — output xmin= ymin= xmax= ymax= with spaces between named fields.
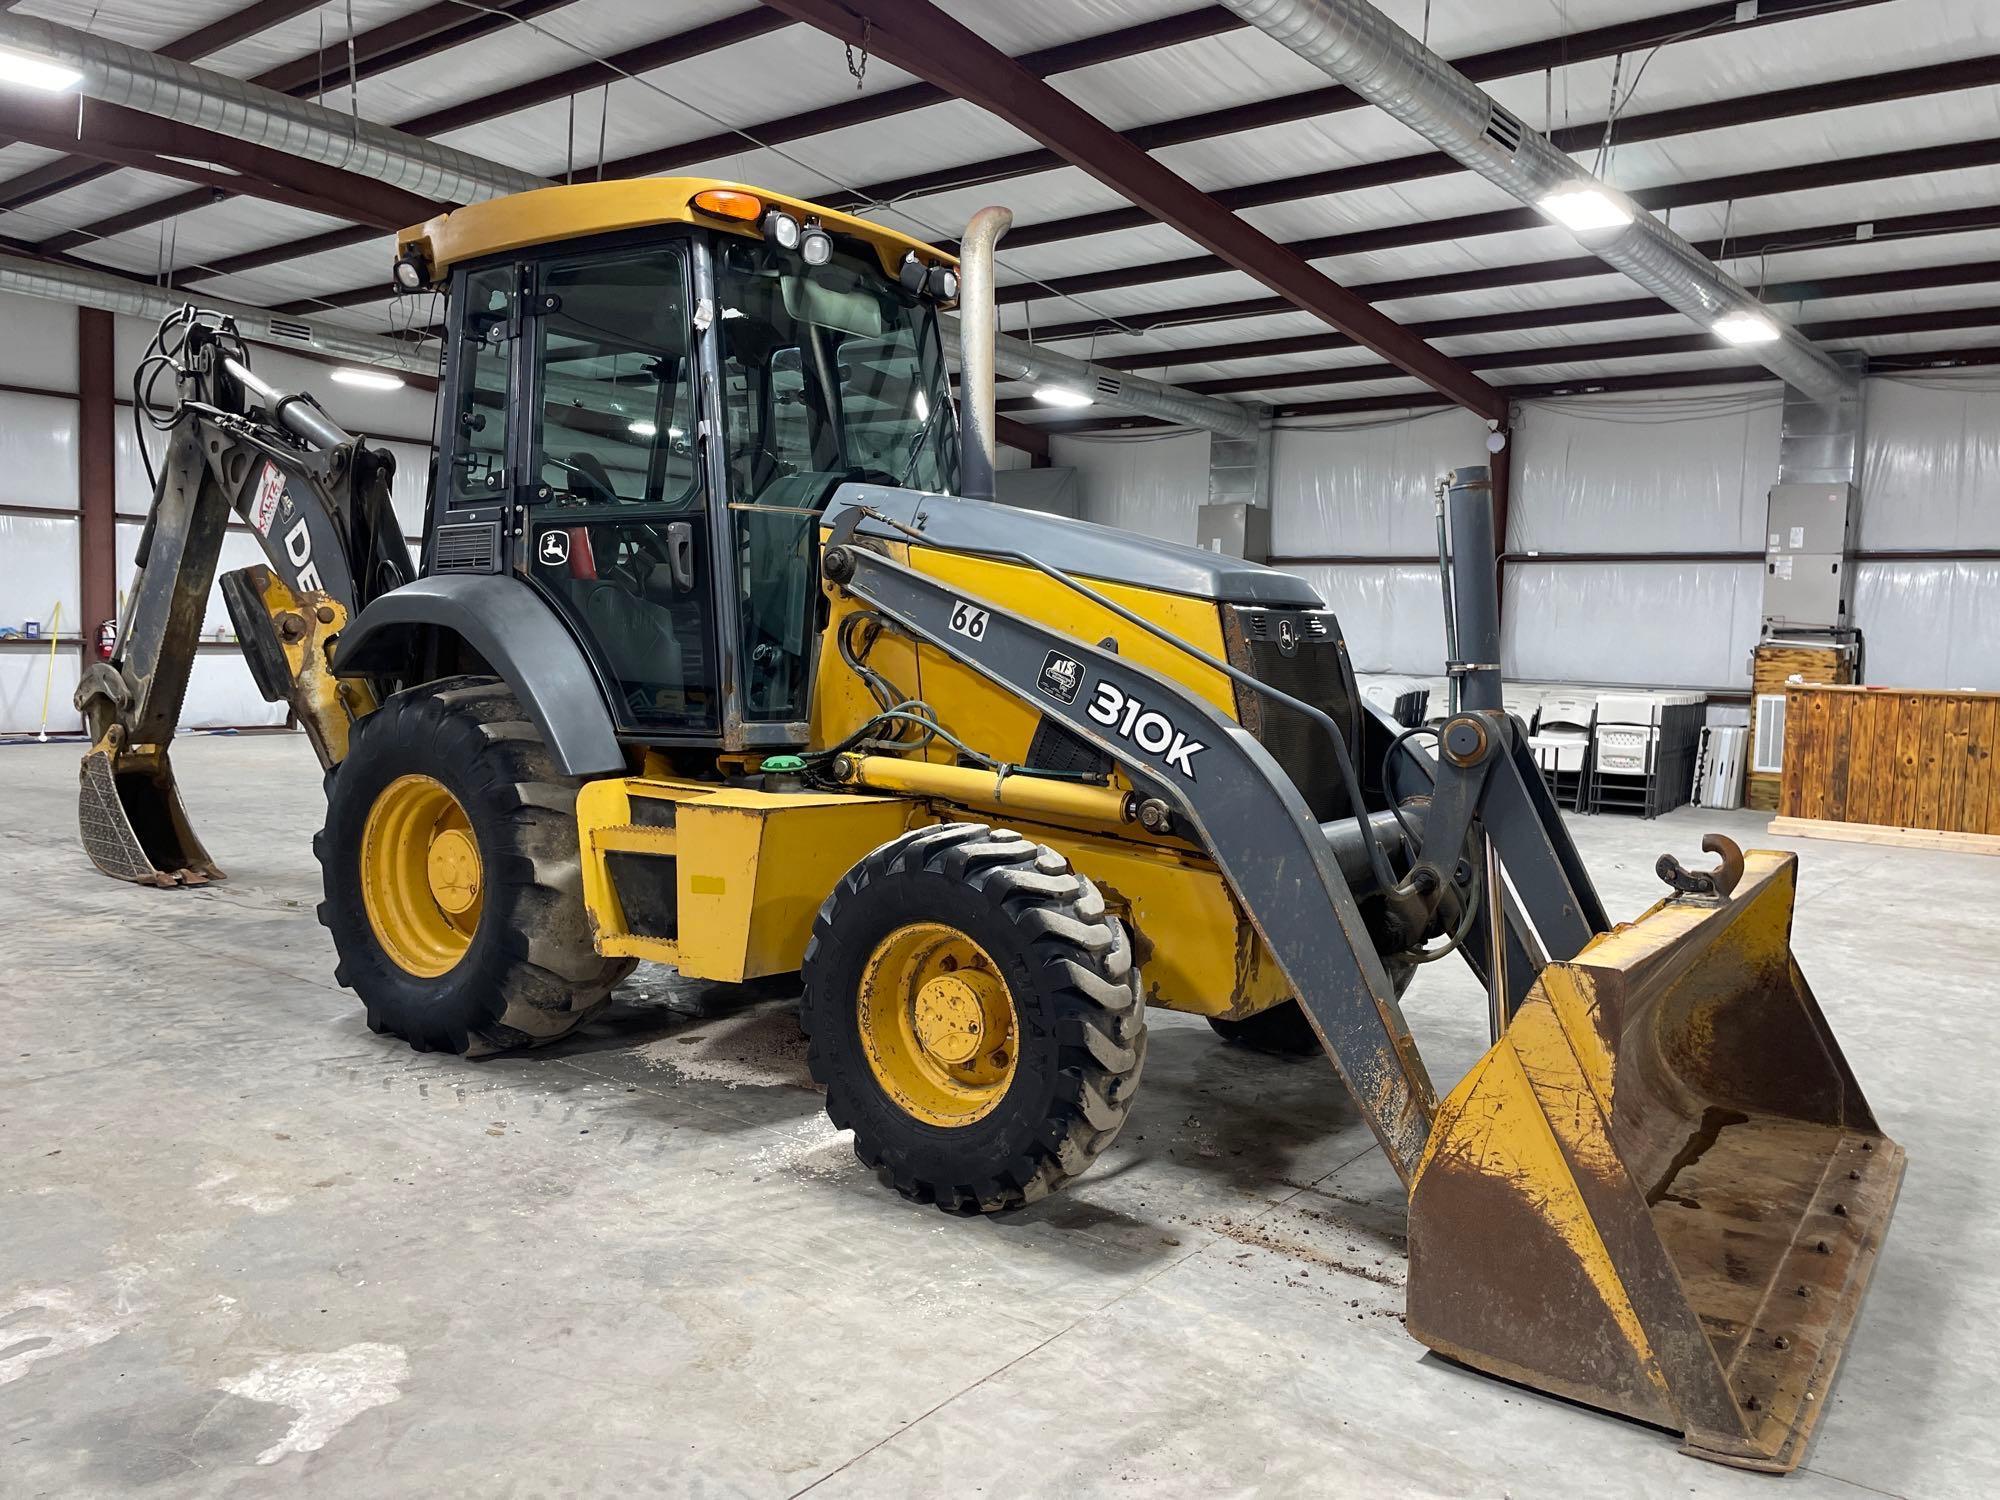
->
xmin=666 ymin=521 xmax=696 ymax=591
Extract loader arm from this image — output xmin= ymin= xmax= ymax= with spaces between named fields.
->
xmin=76 ymin=321 xmax=412 ymax=886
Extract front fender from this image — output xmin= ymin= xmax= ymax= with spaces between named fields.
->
xmin=335 ymin=574 xmax=625 ymax=776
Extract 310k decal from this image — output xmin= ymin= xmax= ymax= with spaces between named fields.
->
xmin=1086 ymin=681 xmax=1206 ymax=779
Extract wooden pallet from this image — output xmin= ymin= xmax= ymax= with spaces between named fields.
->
xmin=1768 ymin=815 xmax=2000 ymax=856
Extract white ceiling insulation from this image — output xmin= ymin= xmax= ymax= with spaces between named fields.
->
xmin=0 ymin=0 xmax=1991 ymax=427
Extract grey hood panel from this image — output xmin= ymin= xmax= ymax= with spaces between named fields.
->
xmin=827 ymin=485 xmax=1324 ymax=607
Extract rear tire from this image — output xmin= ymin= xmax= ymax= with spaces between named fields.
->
xmin=802 ymin=824 xmax=1145 ymax=1214
xmin=317 ymin=675 xmax=632 ymax=1056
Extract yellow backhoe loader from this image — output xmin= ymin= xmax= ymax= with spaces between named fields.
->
xmin=78 ymin=177 xmax=1902 ymax=1471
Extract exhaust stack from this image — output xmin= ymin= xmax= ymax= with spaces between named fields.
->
xmin=956 ymin=206 xmax=1014 ymax=501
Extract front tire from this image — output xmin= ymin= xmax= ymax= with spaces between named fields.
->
xmin=317 ymin=675 xmax=631 ymax=1055
xmin=802 ymin=824 xmax=1145 ymax=1214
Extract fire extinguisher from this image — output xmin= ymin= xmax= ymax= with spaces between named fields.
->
xmin=97 ymin=618 xmax=117 ymax=660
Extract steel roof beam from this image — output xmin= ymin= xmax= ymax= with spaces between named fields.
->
xmin=1033 ymin=203 xmax=2000 ymax=347
xmin=761 ymin=0 xmax=1502 ymax=419
xmin=1000 ymin=138 xmax=2000 ymax=309
xmin=998 ymin=53 xmax=2000 ymax=254
xmin=1026 ymin=341 xmax=2000 ymax=431
xmin=596 ymin=8 xmax=1243 ymax=180
xmin=5 ymin=0 xmax=585 ymax=227
xmin=997 ymin=301 xmax=2000 ymax=416
xmin=0 ymin=94 xmax=440 ymax=230
xmin=1272 ymin=346 xmax=2000 ymax=418
xmin=1172 ymin=304 xmax=2000 ymax=400
xmin=830 ymin=0 xmax=1892 ymax=213
xmin=75 ymin=0 xmax=1905 ymax=308
xmin=1099 ymin=260 xmax=2000 ymax=376
xmin=0 ymin=0 xmax=330 ymax=210
xmin=131 ymin=6 xmax=1248 ymax=292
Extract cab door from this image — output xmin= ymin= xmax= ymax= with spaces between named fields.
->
xmin=518 ymin=242 xmax=721 ymax=736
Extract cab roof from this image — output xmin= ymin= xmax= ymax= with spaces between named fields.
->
xmin=398 ymin=176 xmax=956 ymax=285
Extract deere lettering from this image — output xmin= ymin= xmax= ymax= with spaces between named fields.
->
xmin=1086 ymin=681 xmax=1205 ymax=780
xmin=283 ymin=516 xmax=324 ymax=594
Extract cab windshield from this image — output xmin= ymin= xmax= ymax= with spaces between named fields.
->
xmin=717 ymin=238 xmax=956 ymax=721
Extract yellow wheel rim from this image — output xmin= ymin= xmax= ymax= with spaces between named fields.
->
xmin=360 ymin=774 xmax=484 ymax=978
xmin=858 ymin=922 xmax=1018 ymax=1127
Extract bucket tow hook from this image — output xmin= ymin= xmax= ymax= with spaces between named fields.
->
xmin=1655 ymin=833 xmax=1746 ymax=900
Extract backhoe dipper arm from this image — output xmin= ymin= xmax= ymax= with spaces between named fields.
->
xmin=77 ymin=324 xmax=412 ymax=886
xmin=822 ymin=541 xmax=1440 ymax=1183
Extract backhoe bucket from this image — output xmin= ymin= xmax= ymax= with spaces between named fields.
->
xmin=78 ymin=740 xmax=221 ymax=886
xmin=1406 ymin=849 xmax=1902 ymax=1472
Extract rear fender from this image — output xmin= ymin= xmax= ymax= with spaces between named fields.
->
xmin=335 ymin=574 xmax=625 ymax=776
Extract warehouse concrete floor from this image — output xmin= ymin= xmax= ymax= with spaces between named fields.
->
xmin=2 ymin=733 xmax=1993 ymax=1499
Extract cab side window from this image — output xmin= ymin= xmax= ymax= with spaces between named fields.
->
xmin=447 ymin=267 xmax=512 ymax=503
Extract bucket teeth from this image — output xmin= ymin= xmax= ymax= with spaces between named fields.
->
xmin=78 ymin=746 xmax=222 ymax=886
xmin=1405 ymin=848 xmax=1902 ymax=1473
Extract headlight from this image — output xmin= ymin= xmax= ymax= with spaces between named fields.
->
xmin=801 ymin=227 xmax=833 ymax=266
xmin=760 ymin=209 xmax=802 ymax=251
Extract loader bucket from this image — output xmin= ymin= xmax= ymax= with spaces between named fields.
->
xmin=78 ymin=740 xmax=222 ymax=886
xmin=1406 ymin=849 xmax=1902 ymax=1472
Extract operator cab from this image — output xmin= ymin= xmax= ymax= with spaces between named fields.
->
xmin=409 ymin=179 xmax=959 ymax=751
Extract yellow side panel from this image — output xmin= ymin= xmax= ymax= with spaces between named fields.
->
xmin=886 ymin=548 xmax=1237 ymax=771
xmin=578 ymin=776 xmax=913 ymax=980
xmin=810 ymin=575 xmax=923 ymax=751
xmin=1001 ymin=817 xmax=1291 ymax=1019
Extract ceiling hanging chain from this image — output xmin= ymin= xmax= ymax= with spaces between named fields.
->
xmin=844 ymin=18 xmax=872 ymax=90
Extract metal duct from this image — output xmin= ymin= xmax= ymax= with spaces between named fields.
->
xmin=0 ymin=253 xmax=436 ymax=376
xmin=0 ymin=12 xmax=543 ymax=206
xmin=946 ymin=316 xmax=1262 ymax=439
xmin=1218 ymin=0 xmax=1855 ymax=404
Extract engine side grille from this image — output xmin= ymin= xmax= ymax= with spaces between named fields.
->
xmin=1223 ymin=605 xmax=1361 ymax=823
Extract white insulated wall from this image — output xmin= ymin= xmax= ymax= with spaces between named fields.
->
xmin=0 ymin=291 xmax=438 ymax=735
xmin=1054 ymin=377 xmax=2000 ymax=693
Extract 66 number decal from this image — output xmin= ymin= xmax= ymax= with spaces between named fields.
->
xmin=1087 ymin=681 xmax=1206 ymax=781
xmin=948 ymin=600 xmax=989 ymax=640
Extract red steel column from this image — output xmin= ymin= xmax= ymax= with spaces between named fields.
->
xmin=77 ymin=306 xmax=118 ymax=668
xmin=1489 ymin=420 xmax=1514 ymax=626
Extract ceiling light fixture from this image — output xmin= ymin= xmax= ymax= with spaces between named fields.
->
xmin=1536 ymin=183 xmax=1632 ymax=233
xmin=1712 ymin=310 xmax=1782 ymax=345
xmin=1033 ymin=385 xmax=1093 ymax=409
xmin=330 ymin=368 xmax=405 ymax=391
xmin=0 ymin=46 xmax=83 ymax=93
